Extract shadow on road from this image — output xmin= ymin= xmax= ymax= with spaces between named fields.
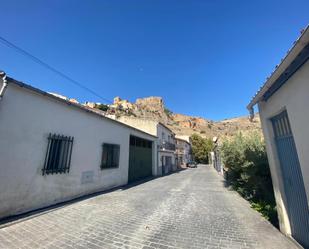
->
xmin=0 ymin=168 xmax=187 ymax=229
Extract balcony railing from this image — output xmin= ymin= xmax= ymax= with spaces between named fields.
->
xmin=176 ymin=148 xmax=185 ymax=154
xmin=160 ymin=141 xmax=176 ymax=151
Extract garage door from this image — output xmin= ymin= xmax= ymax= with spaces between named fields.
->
xmin=128 ymin=135 xmax=153 ymax=183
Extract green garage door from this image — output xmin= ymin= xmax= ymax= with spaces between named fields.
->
xmin=128 ymin=136 xmax=153 ymax=183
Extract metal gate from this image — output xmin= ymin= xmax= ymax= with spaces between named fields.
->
xmin=128 ymin=136 xmax=153 ymax=183
xmin=271 ymin=110 xmax=309 ymax=248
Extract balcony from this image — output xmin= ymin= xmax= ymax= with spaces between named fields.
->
xmin=176 ymin=148 xmax=185 ymax=154
xmin=159 ymin=141 xmax=176 ymax=151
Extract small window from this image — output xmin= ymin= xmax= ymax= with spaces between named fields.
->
xmin=101 ymin=144 xmax=120 ymax=169
xmin=43 ymin=133 xmax=74 ymax=175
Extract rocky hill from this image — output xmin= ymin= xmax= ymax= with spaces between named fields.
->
xmin=84 ymin=96 xmax=261 ymax=139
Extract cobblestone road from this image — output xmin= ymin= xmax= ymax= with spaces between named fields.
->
xmin=0 ymin=165 xmax=298 ymax=249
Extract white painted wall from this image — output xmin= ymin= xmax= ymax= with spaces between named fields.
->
xmin=116 ymin=116 xmax=158 ymax=136
xmin=157 ymin=124 xmax=174 ymax=145
xmin=184 ymin=142 xmax=192 ymax=163
xmin=156 ymin=124 xmax=176 ymax=172
xmin=175 ymin=139 xmax=192 ymax=166
xmin=0 ymin=82 xmax=156 ymax=219
xmin=258 ymin=60 xmax=309 ymax=235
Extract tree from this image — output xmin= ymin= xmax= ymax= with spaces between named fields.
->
xmin=95 ymin=104 xmax=109 ymax=112
xmin=190 ymin=134 xmax=213 ymax=163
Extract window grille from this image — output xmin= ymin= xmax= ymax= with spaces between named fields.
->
xmin=101 ymin=144 xmax=120 ymax=169
xmin=43 ymin=133 xmax=74 ymax=175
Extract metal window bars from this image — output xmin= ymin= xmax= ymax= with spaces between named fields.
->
xmin=42 ymin=133 xmax=74 ymax=175
xmin=101 ymin=144 xmax=120 ymax=169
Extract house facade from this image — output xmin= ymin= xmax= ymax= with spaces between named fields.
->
xmin=158 ymin=123 xmax=176 ymax=174
xmin=175 ymin=137 xmax=192 ymax=167
xmin=114 ymin=116 xmax=176 ymax=175
xmin=247 ymin=26 xmax=309 ymax=248
xmin=210 ymin=137 xmax=223 ymax=174
xmin=0 ymin=73 xmax=157 ymax=220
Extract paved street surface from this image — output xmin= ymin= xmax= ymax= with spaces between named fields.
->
xmin=0 ymin=165 xmax=298 ymax=249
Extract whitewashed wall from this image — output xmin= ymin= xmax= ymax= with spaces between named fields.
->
xmin=116 ymin=116 xmax=158 ymax=136
xmin=0 ymin=82 xmax=156 ymax=219
xmin=184 ymin=142 xmax=192 ymax=164
xmin=258 ymin=60 xmax=309 ymax=235
xmin=157 ymin=124 xmax=176 ymax=172
xmin=157 ymin=124 xmax=174 ymax=145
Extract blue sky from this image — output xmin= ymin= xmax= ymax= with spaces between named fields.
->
xmin=1 ymin=0 xmax=308 ymax=120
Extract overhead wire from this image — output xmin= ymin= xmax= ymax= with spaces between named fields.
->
xmin=0 ymin=35 xmax=112 ymax=103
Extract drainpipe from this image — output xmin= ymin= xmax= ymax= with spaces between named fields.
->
xmin=157 ymin=144 xmax=160 ymax=176
xmin=0 ymin=71 xmax=8 ymax=102
xmin=248 ymin=106 xmax=254 ymax=122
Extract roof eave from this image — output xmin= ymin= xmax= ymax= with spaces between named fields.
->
xmin=6 ymin=76 xmax=158 ymax=139
xmin=247 ymin=25 xmax=309 ymax=111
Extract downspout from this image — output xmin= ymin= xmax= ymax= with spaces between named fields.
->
xmin=157 ymin=144 xmax=160 ymax=176
xmin=0 ymin=71 xmax=8 ymax=102
xmin=248 ymin=106 xmax=254 ymax=122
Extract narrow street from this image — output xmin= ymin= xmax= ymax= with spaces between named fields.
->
xmin=0 ymin=166 xmax=297 ymax=249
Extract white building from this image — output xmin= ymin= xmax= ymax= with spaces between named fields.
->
xmin=113 ymin=116 xmax=176 ymax=175
xmin=0 ymin=72 xmax=157 ymax=220
xmin=158 ymin=123 xmax=177 ymax=174
xmin=247 ymin=26 xmax=309 ymax=248
xmin=175 ymin=137 xmax=192 ymax=167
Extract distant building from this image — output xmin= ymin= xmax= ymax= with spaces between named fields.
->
xmin=0 ymin=72 xmax=157 ymax=220
xmin=175 ymin=135 xmax=191 ymax=143
xmin=175 ymin=137 xmax=192 ymax=167
xmin=210 ymin=137 xmax=223 ymax=174
xmin=84 ymin=101 xmax=102 ymax=108
xmin=113 ymin=116 xmax=177 ymax=175
xmin=109 ymin=96 xmax=134 ymax=110
xmin=247 ymin=26 xmax=309 ymax=248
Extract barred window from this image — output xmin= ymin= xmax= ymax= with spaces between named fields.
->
xmin=43 ymin=133 xmax=74 ymax=175
xmin=101 ymin=144 xmax=120 ymax=169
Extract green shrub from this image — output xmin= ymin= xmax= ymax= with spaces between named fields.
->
xmin=220 ymin=132 xmax=278 ymax=227
xmin=164 ymin=108 xmax=173 ymax=116
xmin=251 ymin=201 xmax=278 ymax=227
xmin=95 ymin=104 xmax=109 ymax=112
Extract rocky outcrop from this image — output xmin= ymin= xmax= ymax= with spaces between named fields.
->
xmin=173 ymin=114 xmax=212 ymax=129
xmin=85 ymin=95 xmax=262 ymax=139
xmin=135 ymin=97 xmax=164 ymax=112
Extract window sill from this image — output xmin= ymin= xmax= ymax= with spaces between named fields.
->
xmin=100 ymin=166 xmax=119 ymax=170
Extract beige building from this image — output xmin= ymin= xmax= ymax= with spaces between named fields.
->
xmin=0 ymin=72 xmax=157 ymax=220
xmin=247 ymin=26 xmax=309 ymax=248
xmin=113 ymin=116 xmax=176 ymax=175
